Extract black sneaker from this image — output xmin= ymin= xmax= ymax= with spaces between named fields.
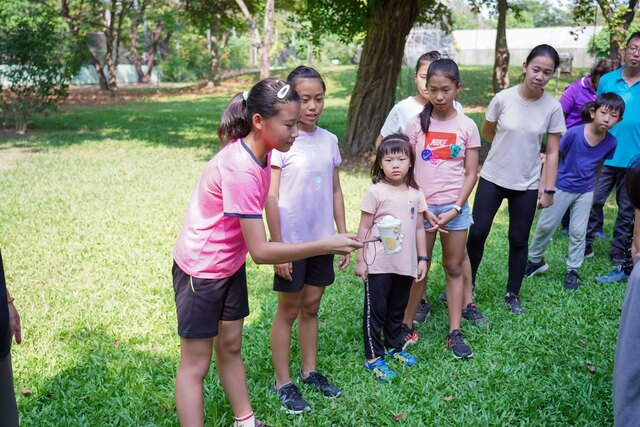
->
xmin=524 ymin=259 xmax=548 ymax=277
xmin=563 ymin=270 xmax=580 ymax=291
xmin=584 ymin=244 xmax=594 ymax=259
xmin=299 ymin=371 xmax=341 ymax=398
xmin=462 ymin=303 xmax=488 ymax=327
xmin=445 ymin=329 xmax=473 ymax=359
xmin=504 ymin=291 xmax=525 ymax=315
xmin=413 ymin=299 xmax=431 ymax=324
xmin=439 ymin=292 xmax=447 ymax=305
xmin=272 ymin=382 xmax=311 ymax=414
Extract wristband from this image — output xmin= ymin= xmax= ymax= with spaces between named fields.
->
xmin=418 ymin=256 xmax=431 ymax=262
xmin=543 ymin=188 xmax=556 ymax=194
xmin=452 ymin=205 xmax=462 ymax=215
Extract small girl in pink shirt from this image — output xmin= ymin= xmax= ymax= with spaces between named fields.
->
xmin=172 ymin=78 xmax=361 ymax=427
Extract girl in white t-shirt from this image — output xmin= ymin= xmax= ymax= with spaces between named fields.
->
xmin=466 ymin=44 xmax=566 ymax=315
xmin=355 ymin=133 xmax=428 ymax=381
xmin=265 ymin=66 xmax=349 ymax=413
xmin=405 ymin=58 xmax=480 ymax=359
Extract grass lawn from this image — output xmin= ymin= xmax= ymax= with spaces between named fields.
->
xmin=0 ymin=65 xmax=624 ymax=426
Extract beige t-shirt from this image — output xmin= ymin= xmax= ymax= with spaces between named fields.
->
xmin=360 ymin=182 xmax=427 ymax=278
xmin=480 ymin=85 xmax=566 ymax=191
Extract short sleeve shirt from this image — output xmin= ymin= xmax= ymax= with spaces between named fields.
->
xmin=173 ymin=139 xmax=271 ymax=279
xmin=380 ymin=97 xmax=464 ymax=137
xmin=556 ymin=124 xmax=617 ymax=193
xmin=480 ymin=86 xmax=566 ymax=190
xmin=360 ymin=183 xmax=427 ymax=278
xmin=405 ymin=112 xmax=481 ymax=204
xmin=271 ymin=127 xmax=341 ymax=243
xmin=597 ymin=68 xmax=640 ymax=168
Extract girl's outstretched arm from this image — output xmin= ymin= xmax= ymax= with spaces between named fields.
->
xmin=241 ymin=218 xmax=362 ymax=265
xmin=265 ymin=166 xmax=293 ymax=280
xmin=538 ymin=132 xmax=561 ymax=208
xmin=480 ymin=119 xmax=497 ymax=142
xmin=355 ymin=211 xmax=375 ymax=281
xmin=332 ymin=168 xmax=351 ymax=269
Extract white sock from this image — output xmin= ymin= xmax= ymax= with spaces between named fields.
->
xmin=233 ymin=411 xmax=255 ymax=427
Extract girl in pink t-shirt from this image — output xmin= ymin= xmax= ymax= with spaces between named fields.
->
xmin=265 ymin=66 xmax=349 ymax=413
xmin=405 ymin=58 xmax=480 ymax=359
xmin=172 ymin=78 xmax=361 ymax=427
xmin=355 ymin=134 xmax=428 ymax=381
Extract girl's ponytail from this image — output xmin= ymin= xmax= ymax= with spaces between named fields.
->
xmin=218 ymin=93 xmax=252 ymax=143
xmin=217 ymin=78 xmax=300 ymax=144
xmin=419 ymin=102 xmax=434 ymax=134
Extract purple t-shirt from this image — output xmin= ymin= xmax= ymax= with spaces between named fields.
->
xmin=559 ymin=74 xmax=596 ymax=129
xmin=556 ymin=124 xmax=617 ymax=193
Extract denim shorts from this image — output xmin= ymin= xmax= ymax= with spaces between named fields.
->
xmin=424 ymin=202 xmax=472 ymax=231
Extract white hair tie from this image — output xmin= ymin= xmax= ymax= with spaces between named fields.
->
xmin=242 ymin=91 xmax=249 ymax=101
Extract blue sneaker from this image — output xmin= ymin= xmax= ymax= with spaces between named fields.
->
xmin=595 ymin=231 xmax=610 ymax=241
xmin=595 ymin=266 xmax=629 ymax=283
xmin=364 ymin=358 xmax=396 ymax=381
xmin=386 ymin=349 xmax=416 ymax=367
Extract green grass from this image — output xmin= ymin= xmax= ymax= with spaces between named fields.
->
xmin=0 ymin=65 xmax=624 ymax=426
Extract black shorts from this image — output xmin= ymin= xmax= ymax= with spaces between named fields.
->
xmin=273 ymin=254 xmax=335 ymax=293
xmin=172 ymin=261 xmax=249 ymax=339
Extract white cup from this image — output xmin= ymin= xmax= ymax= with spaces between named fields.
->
xmin=376 ymin=215 xmax=403 ymax=255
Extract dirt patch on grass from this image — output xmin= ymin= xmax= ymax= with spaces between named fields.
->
xmin=0 ymin=145 xmax=43 ymax=170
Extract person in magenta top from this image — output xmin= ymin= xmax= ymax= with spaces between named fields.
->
xmin=172 ymin=78 xmax=361 ymax=427
xmin=405 ymin=58 xmax=480 ymax=359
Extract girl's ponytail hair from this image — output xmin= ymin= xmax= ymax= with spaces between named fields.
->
xmin=218 ymin=77 xmax=300 ymax=143
xmin=419 ymin=58 xmax=460 ymax=134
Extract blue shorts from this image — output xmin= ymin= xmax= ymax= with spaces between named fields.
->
xmin=424 ymin=202 xmax=472 ymax=231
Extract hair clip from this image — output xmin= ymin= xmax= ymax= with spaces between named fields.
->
xmin=276 ymin=84 xmax=290 ymax=99
xmin=242 ymin=91 xmax=249 ymax=101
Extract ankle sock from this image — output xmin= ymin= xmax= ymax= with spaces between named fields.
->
xmin=234 ymin=411 xmax=255 ymax=427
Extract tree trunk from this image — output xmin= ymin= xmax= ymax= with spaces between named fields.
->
xmin=142 ymin=22 xmax=166 ymax=83
xmin=130 ymin=1 xmax=147 ymax=83
xmin=89 ymin=55 xmax=110 ymax=91
xmin=260 ymin=0 xmax=275 ymax=79
xmin=208 ymin=14 xmax=228 ymax=87
xmin=343 ymin=0 xmax=420 ymax=154
xmin=105 ymin=0 xmax=118 ymax=94
xmin=235 ymin=0 xmax=261 ymax=67
xmin=604 ymin=0 xmax=638 ymax=61
xmin=15 ymin=111 xmax=27 ymax=135
xmin=493 ymin=0 xmax=510 ymax=93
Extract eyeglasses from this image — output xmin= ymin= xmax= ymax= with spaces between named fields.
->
xmin=627 ymin=46 xmax=640 ymax=54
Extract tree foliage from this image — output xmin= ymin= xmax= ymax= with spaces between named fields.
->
xmin=588 ymin=22 xmax=640 ymax=58
xmin=0 ymin=1 xmax=80 ymax=133
xmin=572 ymin=0 xmax=638 ymax=60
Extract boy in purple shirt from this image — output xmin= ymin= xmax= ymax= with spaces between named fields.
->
xmin=524 ymin=93 xmax=624 ymax=290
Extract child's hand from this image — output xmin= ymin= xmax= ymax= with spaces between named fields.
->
xmin=338 ymin=253 xmax=351 ymax=270
xmin=274 ymin=263 xmax=293 ymax=281
xmin=436 ymin=209 xmax=458 ymax=229
xmin=424 ymin=210 xmax=440 ymax=232
xmin=417 ymin=260 xmax=427 ymax=281
xmin=537 ymin=193 xmax=554 ymax=209
xmin=355 ymin=261 xmax=368 ymax=282
xmin=329 ymin=234 xmax=363 ymax=255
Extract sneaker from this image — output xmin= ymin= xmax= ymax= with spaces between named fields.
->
xmin=364 ymin=357 xmax=396 ymax=381
xmin=563 ymin=270 xmax=581 ymax=291
xmin=413 ymin=299 xmax=431 ymax=324
xmin=524 ymin=259 xmax=548 ymax=278
xmin=439 ymin=291 xmax=447 ymax=305
xmin=584 ymin=244 xmax=594 ymax=259
xmin=386 ymin=349 xmax=416 ymax=367
xmin=595 ymin=230 xmax=610 ymax=240
xmin=272 ymin=382 xmax=311 ymax=414
xmin=504 ymin=291 xmax=525 ymax=315
xmin=445 ymin=329 xmax=473 ymax=359
xmin=299 ymin=371 xmax=341 ymax=398
xmin=462 ymin=303 xmax=488 ymax=327
xmin=400 ymin=324 xmax=419 ymax=350
xmin=595 ymin=266 xmax=629 ymax=283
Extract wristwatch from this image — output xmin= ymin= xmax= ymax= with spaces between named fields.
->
xmin=543 ymin=188 xmax=556 ymax=195
xmin=452 ymin=205 xmax=462 ymax=215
